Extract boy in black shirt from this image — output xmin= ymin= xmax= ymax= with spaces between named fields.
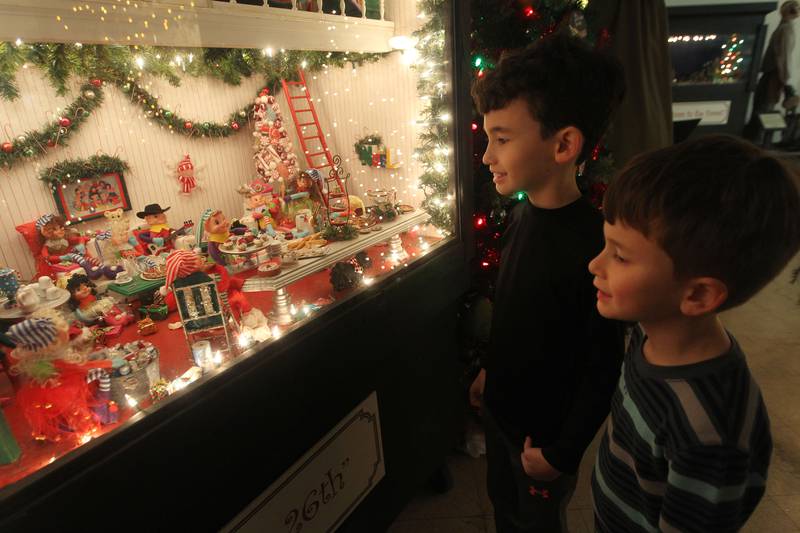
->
xmin=470 ymin=33 xmax=625 ymax=532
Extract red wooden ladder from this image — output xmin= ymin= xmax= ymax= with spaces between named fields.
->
xmin=281 ymin=70 xmax=336 ymax=176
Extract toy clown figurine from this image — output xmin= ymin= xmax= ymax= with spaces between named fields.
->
xmin=36 ymin=214 xmax=101 ymax=272
xmin=6 ymin=310 xmax=112 ymax=442
xmin=136 ymin=203 xmax=173 ymax=255
xmin=198 ymin=209 xmax=230 ymax=266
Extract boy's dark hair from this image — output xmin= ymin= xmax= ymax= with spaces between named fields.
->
xmin=471 ymin=31 xmax=625 ymax=164
xmin=604 ymin=134 xmax=800 ymax=311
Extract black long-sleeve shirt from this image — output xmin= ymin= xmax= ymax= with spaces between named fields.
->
xmin=484 ymin=197 xmax=623 ymax=474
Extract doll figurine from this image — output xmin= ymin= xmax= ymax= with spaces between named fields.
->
xmin=66 ymin=274 xmax=134 ymax=327
xmin=6 ymin=310 xmax=112 ymax=442
xmin=135 ymin=203 xmax=173 ymax=255
xmin=198 ymin=209 xmax=230 ymax=266
xmin=36 ymin=214 xmax=100 ymax=272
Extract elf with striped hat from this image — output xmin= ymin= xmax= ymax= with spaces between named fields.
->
xmin=7 ymin=310 xmax=111 ymax=442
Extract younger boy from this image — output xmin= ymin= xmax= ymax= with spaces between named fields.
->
xmin=590 ymin=135 xmax=800 ymax=532
xmin=470 ymin=33 xmax=625 ymax=532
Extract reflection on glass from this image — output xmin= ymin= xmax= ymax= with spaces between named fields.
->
xmin=669 ymin=33 xmax=754 ymax=85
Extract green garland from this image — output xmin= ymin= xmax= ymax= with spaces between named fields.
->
xmin=0 ymin=81 xmax=104 ymax=168
xmin=0 ymin=43 xmax=386 ymax=164
xmin=119 ymin=78 xmax=257 ymax=138
xmin=0 ymin=43 xmax=384 ymax=102
xmin=414 ymin=0 xmax=453 ymax=232
xmin=40 ymin=154 xmax=129 ymax=186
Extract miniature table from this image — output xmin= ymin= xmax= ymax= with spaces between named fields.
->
xmin=107 ymin=275 xmax=165 ymax=304
xmin=0 ymin=288 xmax=71 ymax=320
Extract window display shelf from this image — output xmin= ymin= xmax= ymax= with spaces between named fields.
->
xmin=243 ymin=210 xmax=428 ymax=292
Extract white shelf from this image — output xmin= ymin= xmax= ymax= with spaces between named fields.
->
xmin=0 ymin=0 xmax=395 ymax=52
xmin=242 ymin=210 xmax=428 ymax=292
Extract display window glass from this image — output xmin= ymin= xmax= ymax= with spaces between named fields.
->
xmin=0 ymin=0 xmax=456 ymax=490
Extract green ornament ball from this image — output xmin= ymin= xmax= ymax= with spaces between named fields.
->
xmin=164 ymin=111 xmax=173 ymax=119
xmin=24 ymin=148 xmax=34 ymax=157
xmin=203 ymin=122 xmax=211 ymax=129
xmin=81 ymin=110 xmax=90 ymax=117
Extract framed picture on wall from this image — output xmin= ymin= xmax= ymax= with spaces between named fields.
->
xmin=53 ymin=172 xmax=132 ymax=224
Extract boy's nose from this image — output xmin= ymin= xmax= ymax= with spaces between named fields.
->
xmin=588 ymin=253 xmax=602 ymax=277
xmin=482 ymin=147 xmax=494 ymax=166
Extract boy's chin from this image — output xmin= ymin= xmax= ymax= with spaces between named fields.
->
xmin=494 ymin=181 xmax=516 ymax=197
xmin=596 ymin=301 xmax=629 ymax=321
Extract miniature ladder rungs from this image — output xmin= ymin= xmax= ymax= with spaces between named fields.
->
xmin=281 ymin=70 xmax=335 ymax=173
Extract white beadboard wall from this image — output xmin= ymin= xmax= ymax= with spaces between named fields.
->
xmin=0 ymin=43 xmax=430 ymax=280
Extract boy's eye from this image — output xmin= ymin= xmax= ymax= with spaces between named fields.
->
xmin=613 ymin=252 xmax=626 ymax=263
xmin=496 ymin=138 xmax=508 ymax=145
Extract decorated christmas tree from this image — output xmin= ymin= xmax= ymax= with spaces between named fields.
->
xmin=251 ymin=88 xmax=299 ymax=184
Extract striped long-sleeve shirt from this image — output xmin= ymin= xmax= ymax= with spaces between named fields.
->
xmin=592 ymin=328 xmax=772 ymax=532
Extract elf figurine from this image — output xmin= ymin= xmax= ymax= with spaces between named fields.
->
xmin=162 ymin=249 xmax=267 ymax=329
xmin=198 ymin=209 xmax=230 ymax=266
xmin=36 ymin=214 xmax=101 ymax=272
xmin=238 ymin=181 xmax=280 ymax=236
xmin=135 ymin=203 xmax=173 ymax=255
xmin=6 ymin=310 xmax=112 ymax=442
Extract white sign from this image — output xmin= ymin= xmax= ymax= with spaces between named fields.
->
xmin=758 ymin=112 xmax=787 ymax=130
xmin=672 ymin=101 xmax=732 ymax=126
xmin=225 ymin=392 xmax=385 ymax=533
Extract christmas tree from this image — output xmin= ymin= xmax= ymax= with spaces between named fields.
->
xmin=252 ymin=88 xmax=299 ymax=184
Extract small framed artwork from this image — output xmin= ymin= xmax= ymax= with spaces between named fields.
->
xmin=53 ymin=172 xmax=132 ymax=224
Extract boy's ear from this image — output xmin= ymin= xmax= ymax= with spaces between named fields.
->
xmin=553 ymin=126 xmax=585 ymax=165
xmin=679 ymin=277 xmax=729 ymax=317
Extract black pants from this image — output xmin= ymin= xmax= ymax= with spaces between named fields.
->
xmin=482 ymin=404 xmax=577 ymax=533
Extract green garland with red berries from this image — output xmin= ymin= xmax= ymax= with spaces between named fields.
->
xmin=0 ymin=43 xmax=384 ymax=168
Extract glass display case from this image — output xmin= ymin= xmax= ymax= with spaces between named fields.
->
xmin=666 ymin=0 xmax=775 ymax=136
xmin=0 ymin=1 xmax=470 ymax=528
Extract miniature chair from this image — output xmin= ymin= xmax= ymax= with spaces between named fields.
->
xmin=173 ymin=275 xmax=234 ymax=358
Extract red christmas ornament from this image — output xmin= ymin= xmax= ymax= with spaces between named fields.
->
xmin=260 ymin=124 xmax=270 ymax=133
xmin=523 ymin=6 xmax=538 ymax=18
xmin=471 ymin=122 xmax=479 ymax=132
xmin=269 ymin=128 xmax=282 ymax=140
xmin=59 ymin=117 xmax=71 ymax=128
xmin=1 ymin=142 xmax=13 ymax=153
xmin=231 ymin=122 xmax=240 ymax=131
xmin=259 ymin=88 xmax=270 ymax=96
xmin=90 ymin=78 xmax=102 ymax=88
xmin=184 ymin=121 xmax=193 ymax=130
xmin=47 ymin=139 xmax=56 ymax=148
xmin=474 ymin=215 xmax=487 ymax=229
